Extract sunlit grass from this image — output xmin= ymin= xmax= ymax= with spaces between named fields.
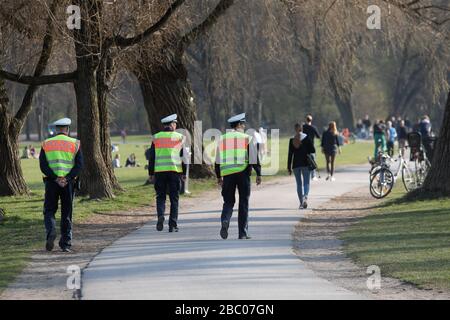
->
xmin=341 ymin=187 xmax=450 ymax=290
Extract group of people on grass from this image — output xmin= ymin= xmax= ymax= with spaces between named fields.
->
xmin=21 ymin=145 xmax=39 ymax=159
xmin=112 ymin=153 xmax=140 ymax=168
xmin=287 ymin=115 xmax=342 ymax=209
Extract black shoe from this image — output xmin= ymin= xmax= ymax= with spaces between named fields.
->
xmin=302 ymin=199 xmax=308 ymax=209
xmin=220 ymin=220 xmax=229 ymax=239
xmin=239 ymin=235 xmax=252 ymax=240
xmin=61 ymin=247 xmax=73 ymax=253
xmin=156 ymin=216 xmax=164 ymax=231
xmin=169 ymin=226 xmax=179 ymax=233
xmin=46 ymin=234 xmax=56 ymax=252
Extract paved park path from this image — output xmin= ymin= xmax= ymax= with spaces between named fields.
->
xmin=82 ymin=165 xmax=368 ymax=300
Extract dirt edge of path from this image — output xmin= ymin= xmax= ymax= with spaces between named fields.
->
xmin=292 ymin=186 xmax=450 ymax=300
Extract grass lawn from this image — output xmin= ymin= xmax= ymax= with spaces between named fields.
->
xmin=340 ymin=187 xmax=450 ymax=291
xmin=0 ymin=134 xmax=373 ymax=294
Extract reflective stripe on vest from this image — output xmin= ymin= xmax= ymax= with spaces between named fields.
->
xmin=154 ymin=131 xmax=183 ymax=173
xmin=219 ymin=131 xmax=250 ymax=176
xmin=42 ymin=135 xmax=79 ymax=177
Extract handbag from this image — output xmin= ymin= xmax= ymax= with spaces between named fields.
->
xmin=306 ymin=154 xmax=318 ymax=171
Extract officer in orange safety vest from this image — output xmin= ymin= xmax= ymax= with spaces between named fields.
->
xmin=215 ymin=113 xmax=261 ymax=240
xmin=39 ymin=118 xmax=83 ymax=253
xmin=148 ymin=114 xmax=187 ymax=233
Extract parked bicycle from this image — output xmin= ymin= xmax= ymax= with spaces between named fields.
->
xmin=369 ymin=132 xmax=431 ymax=199
xmin=369 ymin=151 xmax=416 ymax=199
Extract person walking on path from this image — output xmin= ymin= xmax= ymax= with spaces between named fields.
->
xmin=148 ymin=114 xmax=186 ymax=233
xmin=373 ymin=120 xmax=387 ymax=158
xmin=288 ymin=123 xmax=315 ymax=209
xmin=39 ymin=118 xmax=83 ymax=253
xmin=321 ymin=121 xmax=341 ymax=181
xmin=302 ymin=115 xmax=321 ymax=181
xmin=386 ymin=121 xmax=397 ymax=157
xmin=215 ymin=113 xmax=261 ymax=240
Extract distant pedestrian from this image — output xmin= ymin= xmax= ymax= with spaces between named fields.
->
xmin=121 ymin=128 xmax=127 ymax=144
xmin=419 ymin=115 xmax=434 ymax=160
xmin=386 ymin=121 xmax=397 ymax=157
xmin=373 ymin=120 xmax=387 ymax=158
xmin=303 ymin=115 xmax=321 ymax=181
xmin=321 ymin=121 xmax=341 ymax=181
xmin=288 ymin=123 xmax=315 ymax=209
xmin=363 ymin=115 xmax=372 ymax=139
xmin=397 ymin=120 xmax=408 ymax=156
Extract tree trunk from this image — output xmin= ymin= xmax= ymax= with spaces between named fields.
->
xmin=329 ymin=75 xmax=355 ymax=130
xmin=137 ymin=53 xmax=214 ymax=178
xmin=71 ymin=0 xmax=124 ymax=198
xmin=0 ymin=79 xmax=28 ymax=196
xmin=73 ymin=67 xmax=115 ymax=199
xmin=422 ymin=91 xmax=450 ymax=196
xmin=97 ymin=53 xmax=122 ymax=191
xmin=334 ymin=97 xmax=355 ymax=131
xmin=73 ymin=0 xmax=116 ymax=199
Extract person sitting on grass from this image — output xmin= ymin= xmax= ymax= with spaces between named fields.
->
xmin=113 ymin=154 xmax=121 ymax=168
xmin=125 ymin=153 xmax=140 ymax=167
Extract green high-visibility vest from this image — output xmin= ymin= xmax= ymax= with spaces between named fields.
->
xmin=154 ymin=131 xmax=183 ymax=173
xmin=42 ymin=134 xmax=79 ymax=177
xmin=219 ymin=131 xmax=251 ymax=176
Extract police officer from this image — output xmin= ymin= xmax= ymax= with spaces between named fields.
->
xmin=39 ymin=118 xmax=83 ymax=252
xmin=148 ymin=114 xmax=186 ymax=232
xmin=216 ymin=113 xmax=262 ymax=240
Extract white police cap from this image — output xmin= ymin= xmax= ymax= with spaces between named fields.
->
xmin=227 ymin=113 xmax=246 ymax=124
xmin=161 ymin=114 xmax=178 ymax=124
xmin=52 ymin=118 xmax=71 ymax=126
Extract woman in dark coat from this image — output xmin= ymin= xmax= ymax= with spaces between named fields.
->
xmin=288 ymin=123 xmax=316 ymax=209
xmin=321 ymin=121 xmax=341 ymax=181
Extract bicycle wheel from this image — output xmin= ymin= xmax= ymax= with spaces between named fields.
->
xmin=401 ymin=164 xmax=417 ymax=192
xmin=370 ymin=168 xmax=394 ymax=199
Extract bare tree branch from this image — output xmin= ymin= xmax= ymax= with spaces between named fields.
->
xmin=0 ymin=70 xmax=76 ymax=85
xmin=182 ymin=0 xmax=235 ymax=46
xmin=108 ymin=0 xmax=186 ymax=49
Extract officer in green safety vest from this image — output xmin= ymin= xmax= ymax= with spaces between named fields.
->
xmin=215 ymin=113 xmax=262 ymax=240
xmin=39 ymin=118 xmax=83 ymax=252
xmin=148 ymin=114 xmax=186 ymax=233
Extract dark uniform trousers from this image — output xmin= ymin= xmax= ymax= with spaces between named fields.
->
xmin=43 ymin=180 xmax=74 ymax=248
xmin=155 ymin=171 xmax=181 ymax=228
xmin=221 ymin=170 xmax=251 ymax=238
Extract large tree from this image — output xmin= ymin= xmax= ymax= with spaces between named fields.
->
xmin=0 ymin=0 xmax=186 ymax=198
xmin=0 ymin=0 xmax=59 ymax=196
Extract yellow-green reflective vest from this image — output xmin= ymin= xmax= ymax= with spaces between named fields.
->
xmin=42 ymin=134 xmax=79 ymax=177
xmin=219 ymin=131 xmax=251 ymax=176
xmin=154 ymin=131 xmax=183 ymax=173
